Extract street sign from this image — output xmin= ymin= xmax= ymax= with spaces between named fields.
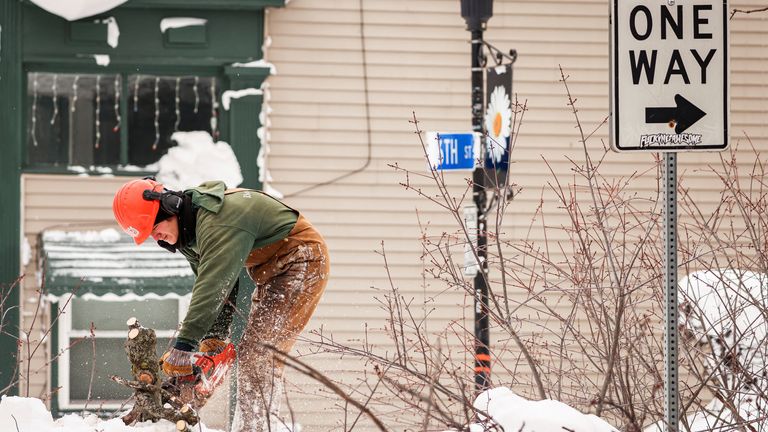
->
xmin=610 ymin=0 xmax=729 ymax=152
xmin=426 ymin=132 xmax=479 ymax=171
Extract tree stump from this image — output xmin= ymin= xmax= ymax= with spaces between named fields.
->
xmin=111 ymin=317 xmax=199 ymax=431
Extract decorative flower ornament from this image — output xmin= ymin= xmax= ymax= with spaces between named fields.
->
xmin=484 ymin=85 xmax=512 ymax=164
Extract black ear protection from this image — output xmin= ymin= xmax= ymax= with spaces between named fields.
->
xmin=142 ymin=189 xmax=183 ymax=216
xmin=141 ymin=176 xmax=183 ymax=218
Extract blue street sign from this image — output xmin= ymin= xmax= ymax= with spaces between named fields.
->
xmin=426 ymin=132 xmax=478 ymax=171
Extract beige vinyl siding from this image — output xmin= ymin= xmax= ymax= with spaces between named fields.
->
xmin=265 ymin=0 xmax=768 ymax=430
xmin=19 ymin=175 xmax=123 ymax=402
xmin=20 ymin=174 xmax=229 ymax=426
xmin=16 ymin=1 xmax=768 ymax=430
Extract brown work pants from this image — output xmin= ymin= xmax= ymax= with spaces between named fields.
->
xmin=231 ymin=215 xmax=329 ymax=432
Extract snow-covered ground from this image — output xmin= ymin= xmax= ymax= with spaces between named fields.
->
xmin=462 ymin=387 xmax=618 ymax=432
xmin=0 ymin=395 xmax=223 ymax=432
xmin=1 ymin=387 xmax=618 ymax=432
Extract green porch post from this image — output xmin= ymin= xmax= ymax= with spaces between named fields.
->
xmin=0 ymin=0 xmax=23 ymax=396
xmin=223 ymin=65 xmax=271 ymax=190
xmin=222 ymin=64 xmax=272 ymax=424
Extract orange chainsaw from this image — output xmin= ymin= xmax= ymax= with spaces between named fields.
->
xmin=162 ymin=343 xmax=237 ymax=408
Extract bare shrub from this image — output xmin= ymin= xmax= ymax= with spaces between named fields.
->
xmin=290 ymin=69 xmax=768 ymax=432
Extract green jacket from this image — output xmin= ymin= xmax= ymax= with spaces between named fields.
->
xmin=175 ymin=181 xmax=298 ymax=347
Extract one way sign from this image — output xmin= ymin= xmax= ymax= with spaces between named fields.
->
xmin=610 ymin=0 xmax=729 ymax=152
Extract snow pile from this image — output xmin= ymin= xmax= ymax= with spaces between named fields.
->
xmin=156 ymin=131 xmax=243 ymax=191
xmin=0 ymin=396 xmax=224 ymax=432
xmin=447 ymin=387 xmax=618 ymax=432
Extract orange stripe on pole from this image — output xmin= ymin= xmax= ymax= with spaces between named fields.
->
xmin=475 ymin=353 xmax=491 ymax=362
xmin=474 ymin=366 xmax=491 ymax=373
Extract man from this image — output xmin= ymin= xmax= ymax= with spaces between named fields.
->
xmin=112 ymin=177 xmax=329 ymax=431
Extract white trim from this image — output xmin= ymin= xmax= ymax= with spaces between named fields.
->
xmin=57 ymin=298 xmax=72 ymax=408
xmin=56 ymin=295 xmax=191 ymax=410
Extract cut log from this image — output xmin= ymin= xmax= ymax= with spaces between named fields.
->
xmin=110 ymin=319 xmax=198 ymax=431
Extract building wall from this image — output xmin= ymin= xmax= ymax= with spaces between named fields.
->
xmin=17 ymin=0 xmax=768 ymax=430
xmin=263 ymin=0 xmax=768 ymax=430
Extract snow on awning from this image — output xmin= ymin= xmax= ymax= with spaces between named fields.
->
xmin=40 ymin=228 xmax=194 ymax=297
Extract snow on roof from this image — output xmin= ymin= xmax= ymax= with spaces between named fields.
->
xmin=41 ymin=228 xmax=193 ymax=295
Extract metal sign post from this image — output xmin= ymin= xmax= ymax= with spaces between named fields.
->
xmin=610 ymin=2 xmax=730 ymax=429
xmin=664 ymin=152 xmax=679 ymax=431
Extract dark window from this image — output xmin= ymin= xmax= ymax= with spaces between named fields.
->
xmin=27 ymin=73 xmax=121 ymax=167
xmin=26 ymin=72 xmax=219 ymax=169
xmin=127 ymin=75 xmax=217 ymax=166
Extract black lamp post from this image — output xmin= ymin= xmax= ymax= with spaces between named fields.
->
xmin=460 ymin=0 xmax=493 ymax=393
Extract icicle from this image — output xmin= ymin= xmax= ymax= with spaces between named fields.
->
xmin=210 ymin=77 xmax=218 ymax=139
xmin=133 ymin=74 xmax=140 ymax=112
xmin=152 ymin=76 xmax=160 ymax=150
xmin=31 ymin=72 xmax=38 ymax=147
xmin=71 ymin=75 xmax=79 ymax=114
xmin=174 ymin=77 xmax=181 ymax=131
xmin=113 ymin=75 xmax=121 ymax=133
xmin=50 ymin=74 xmax=58 ymax=126
xmin=193 ymin=75 xmax=199 ymax=114
xmin=95 ymin=75 xmax=101 ymax=149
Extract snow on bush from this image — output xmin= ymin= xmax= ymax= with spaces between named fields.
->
xmin=445 ymin=387 xmax=618 ymax=432
xmin=645 ymin=269 xmax=768 ymax=432
xmin=0 ymin=395 xmax=223 ymax=432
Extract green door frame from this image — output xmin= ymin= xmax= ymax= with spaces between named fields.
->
xmin=0 ymin=0 xmax=23 ymax=396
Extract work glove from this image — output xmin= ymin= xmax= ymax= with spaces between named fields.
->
xmin=199 ymin=338 xmax=227 ymax=355
xmin=160 ymin=344 xmax=194 ymax=377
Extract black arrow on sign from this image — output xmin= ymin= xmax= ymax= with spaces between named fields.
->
xmin=645 ymin=94 xmax=706 ymax=134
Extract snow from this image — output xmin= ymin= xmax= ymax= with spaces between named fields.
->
xmin=156 ymin=131 xmax=243 ymax=191
xmin=92 ymin=54 xmax=110 ymax=66
xmin=644 ymin=269 xmax=768 ymax=432
xmin=441 ymin=387 xmax=618 ymax=432
xmin=100 ymin=17 xmax=120 ymax=48
xmin=221 ymin=88 xmax=263 ymax=111
xmin=0 ymin=395 xmax=224 ymax=432
xmin=43 ymin=229 xmax=122 ymax=243
xmin=117 ymin=163 xmax=159 ymax=172
xmin=230 ymin=59 xmax=277 ymax=75
xmin=160 ymin=18 xmax=207 ymax=33
xmin=21 ymin=236 xmax=32 ymax=267
xmin=28 ymin=0 xmax=128 ymax=21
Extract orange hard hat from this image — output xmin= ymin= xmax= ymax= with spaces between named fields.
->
xmin=112 ymin=178 xmax=163 ymax=244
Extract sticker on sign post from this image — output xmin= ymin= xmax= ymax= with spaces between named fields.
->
xmin=609 ymin=0 xmax=729 ymax=152
xmin=463 ymin=206 xmax=479 ymax=276
xmin=426 ymin=132 xmax=480 ymax=171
